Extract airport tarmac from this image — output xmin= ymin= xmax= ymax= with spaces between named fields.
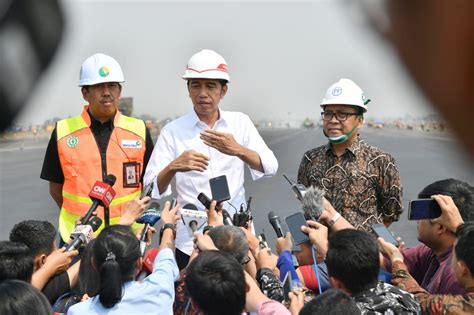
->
xmin=1 ymin=127 xmax=472 ymax=248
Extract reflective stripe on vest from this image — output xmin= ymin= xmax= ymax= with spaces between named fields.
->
xmin=57 ymin=105 xmax=146 ymax=241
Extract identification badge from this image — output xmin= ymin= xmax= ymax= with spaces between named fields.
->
xmin=123 ymin=162 xmax=140 ymax=188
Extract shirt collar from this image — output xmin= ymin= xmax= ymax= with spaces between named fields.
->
xmin=187 ymin=108 xmax=229 ymax=129
xmin=325 ymin=135 xmax=361 ymax=157
xmin=88 ymin=109 xmax=114 ymax=130
xmin=436 ymin=246 xmax=454 ymax=263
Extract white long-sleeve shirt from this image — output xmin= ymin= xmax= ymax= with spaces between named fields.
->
xmin=144 ymin=109 xmax=278 ymax=254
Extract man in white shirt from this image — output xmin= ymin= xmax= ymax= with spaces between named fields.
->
xmin=144 ymin=49 xmax=278 ymax=268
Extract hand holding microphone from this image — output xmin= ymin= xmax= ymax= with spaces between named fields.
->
xmin=136 ymin=200 xmax=162 ymax=256
xmin=268 ymin=211 xmax=284 ymax=238
xmin=65 ymin=216 xmax=103 ymax=252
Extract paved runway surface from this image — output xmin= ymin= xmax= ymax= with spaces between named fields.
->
xmin=1 ymin=128 xmax=473 ymax=248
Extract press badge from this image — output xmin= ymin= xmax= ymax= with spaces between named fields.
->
xmin=123 ymin=162 xmax=140 ymax=188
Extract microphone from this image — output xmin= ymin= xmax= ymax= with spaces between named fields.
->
xmin=268 ymin=211 xmax=284 ymax=238
xmin=136 ymin=200 xmax=161 ymax=256
xmin=301 ymin=186 xmax=325 ymax=221
xmin=183 ymin=203 xmax=199 ymax=232
xmin=81 ymin=174 xmax=117 ymax=224
xmin=222 ymin=209 xmax=234 ymax=226
xmin=181 ymin=204 xmax=207 ymax=237
xmin=136 ymin=248 xmax=159 ymax=281
xmin=64 ymin=216 xmax=102 ymax=252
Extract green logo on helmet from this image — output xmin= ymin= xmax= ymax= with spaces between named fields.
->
xmin=66 ymin=136 xmax=79 ymax=148
xmin=99 ymin=67 xmax=110 ymax=77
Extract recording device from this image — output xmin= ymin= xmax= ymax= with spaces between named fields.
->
xmin=258 ymin=231 xmax=269 ymax=249
xmin=408 ymin=199 xmax=442 ymax=220
xmin=140 ymin=181 xmax=154 ymax=199
xmin=210 ymin=175 xmax=231 ymax=203
xmin=64 ymin=216 xmax=102 ymax=252
xmin=181 ymin=204 xmax=208 ymax=237
xmin=136 ymin=199 xmax=161 ymax=256
xmin=283 ymin=271 xmax=293 ymax=302
xmin=81 ymin=174 xmax=116 ymax=225
xmin=268 ymin=211 xmax=284 ymax=238
xmin=197 ymin=192 xmax=212 ymax=210
xmin=136 ymin=247 xmax=159 ymax=281
xmin=233 ymin=197 xmax=252 ymax=227
xmin=372 ymin=223 xmax=399 ymax=247
xmin=283 ymin=174 xmax=307 ymax=202
xmin=302 ymin=186 xmax=325 ymax=221
xmin=222 ymin=209 xmax=234 ymax=226
xmin=285 ymin=212 xmax=310 ymax=245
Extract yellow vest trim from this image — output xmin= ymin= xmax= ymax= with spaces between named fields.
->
xmin=57 ymin=116 xmax=88 ymax=140
xmin=116 ymin=115 xmax=146 ymax=140
xmin=62 ymin=190 xmax=140 ymax=206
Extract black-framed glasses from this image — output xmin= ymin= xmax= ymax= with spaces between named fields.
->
xmin=321 ymin=111 xmax=359 ymax=121
xmin=241 ymin=255 xmax=251 ymax=265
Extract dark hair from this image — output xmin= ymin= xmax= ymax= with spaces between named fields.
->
xmin=418 ymin=179 xmax=474 ymax=222
xmin=76 ymin=238 xmax=100 ymax=297
xmin=0 ymin=280 xmax=52 ymax=315
xmin=9 ymin=220 xmax=56 ymax=257
xmin=300 ymin=288 xmax=360 ymax=315
xmin=208 ymin=226 xmax=249 ymax=264
xmin=455 ymin=223 xmax=474 ymax=274
xmin=185 ymin=250 xmax=245 ymax=315
xmin=0 ymin=241 xmax=34 ymax=282
xmin=93 ymin=225 xmax=140 ymax=308
xmin=326 ymin=229 xmax=379 ymax=295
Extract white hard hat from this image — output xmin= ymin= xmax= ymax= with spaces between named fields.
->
xmin=79 ymin=53 xmax=125 ymax=87
xmin=320 ymin=78 xmax=370 ymax=112
xmin=182 ymin=49 xmax=230 ymax=82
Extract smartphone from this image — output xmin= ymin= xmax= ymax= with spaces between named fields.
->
xmin=282 ymin=271 xmax=292 ymax=302
xmin=285 ymin=212 xmax=310 ymax=245
xmin=140 ymin=181 xmax=154 ymax=199
xmin=197 ymin=192 xmax=212 ymax=210
xmin=372 ymin=223 xmax=399 ymax=247
xmin=210 ymin=175 xmax=231 ymax=203
xmin=408 ymin=199 xmax=442 ymax=220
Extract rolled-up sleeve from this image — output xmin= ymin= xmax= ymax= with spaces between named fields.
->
xmin=144 ymin=127 xmax=174 ymax=198
xmin=242 ymin=114 xmax=278 ymax=180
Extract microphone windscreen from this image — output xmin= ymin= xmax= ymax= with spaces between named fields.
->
xmin=302 ymin=186 xmax=325 ymax=221
xmin=104 ymin=174 xmax=117 ymax=186
xmin=268 ymin=211 xmax=277 ymax=221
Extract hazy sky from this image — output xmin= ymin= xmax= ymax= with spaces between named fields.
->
xmin=18 ymin=0 xmax=435 ymax=125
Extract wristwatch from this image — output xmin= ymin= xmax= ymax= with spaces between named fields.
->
xmin=327 ymin=212 xmax=341 ymax=228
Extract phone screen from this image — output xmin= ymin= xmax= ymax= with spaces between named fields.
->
xmin=372 ymin=223 xmax=399 ymax=247
xmin=408 ymin=199 xmax=442 ymax=220
xmin=210 ymin=175 xmax=231 ymax=203
xmin=282 ymin=271 xmax=292 ymax=302
xmin=285 ymin=212 xmax=310 ymax=245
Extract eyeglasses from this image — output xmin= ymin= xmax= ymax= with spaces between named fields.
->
xmin=321 ymin=111 xmax=359 ymax=121
xmin=241 ymin=255 xmax=251 ymax=265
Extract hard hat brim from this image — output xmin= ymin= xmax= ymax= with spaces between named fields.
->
xmin=79 ymin=78 xmax=125 ymax=87
xmin=182 ymin=71 xmax=230 ymax=83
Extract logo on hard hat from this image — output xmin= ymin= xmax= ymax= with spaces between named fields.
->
xmin=217 ymin=63 xmax=228 ymax=72
xmin=331 ymin=87 xmax=342 ymax=96
xmin=99 ymin=67 xmax=110 ymax=77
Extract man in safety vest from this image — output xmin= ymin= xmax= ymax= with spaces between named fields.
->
xmin=297 ymin=78 xmax=403 ymax=232
xmin=41 ymin=53 xmax=154 ymax=244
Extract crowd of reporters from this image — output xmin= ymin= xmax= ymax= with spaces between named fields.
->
xmin=0 ymin=178 xmax=473 ymax=315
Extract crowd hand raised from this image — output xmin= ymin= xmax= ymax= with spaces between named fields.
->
xmin=193 ymin=232 xmax=218 ymax=252
xmin=171 ymin=150 xmax=209 ymax=172
xmin=44 ymin=248 xmax=78 ymax=274
xmin=119 ymin=196 xmax=151 ymax=225
xmin=200 ymin=130 xmax=242 ymax=156
xmin=431 ymin=194 xmax=465 ymax=233
xmin=276 ymin=232 xmax=293 ymax=255
xmin=206 ymin=200 xmax=223 ymax=227
xmin=161 ymin=200 xmax=180 ymax=225
xmin=240 ymin=226 xmax=261 ymax=257
xmin=301 ymin=220 xmax=329 ymax=256
xmin=136 ymin=226 xmax=156 ymax=246
xmin=288 ymin=290 xmax=305 ymax=315
xmin=377 ymin=238 xmax=404 ymax=263
xmin=255 ymin=247 xmax=278 ymax=271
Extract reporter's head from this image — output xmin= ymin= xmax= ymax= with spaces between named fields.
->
xmin=93 ymin=225 xmax=140 ymax=308
xmin=326 ymin=229 xmax=379 ymax=295
xmin=0 ymin=280 xmax=52 ymax=315
xmin=185 ymin=250 xmax=245 ymax=315
xmin=208 ymin=226 xmax=249 ymax=264
xmin=0 ymin=241 xmax=34 ymax=282
xmin=454 ymin=224 xmax=474 ymax=283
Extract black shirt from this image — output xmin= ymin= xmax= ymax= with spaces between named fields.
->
xmin=40 ymin=111 xmax=154 ymax=184
xmin=42 ymin=271 xmax=71 ymax=305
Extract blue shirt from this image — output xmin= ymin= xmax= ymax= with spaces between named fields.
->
xmin=68 ymin=248 xmax=179 ymax=315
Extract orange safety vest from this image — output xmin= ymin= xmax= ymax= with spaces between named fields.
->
xmin=56 ymin=105 xmax=146 ymax=241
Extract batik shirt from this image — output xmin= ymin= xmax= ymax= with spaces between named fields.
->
xmin=353 ymin=281 xmax=421 ymax=314
xmin=391 ymin=260 xmax=474 ymax=315
xmin=297 ymin=136 xmax=403 ymax=231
